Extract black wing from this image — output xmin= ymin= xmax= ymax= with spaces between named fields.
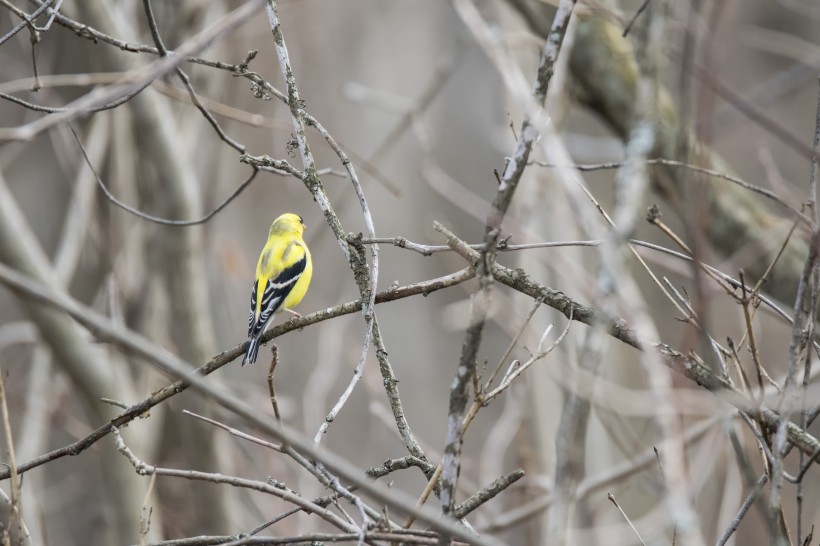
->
xmin=247 ymin=282 xmax=258 ymax=337
xmin=248 ymin=255 xmax=307 ymax=339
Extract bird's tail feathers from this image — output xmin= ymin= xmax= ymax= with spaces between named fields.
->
xmin=243 ymin=336 xmax=261 ymax=366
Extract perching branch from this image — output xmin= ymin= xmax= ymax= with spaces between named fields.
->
xmin=0 ymin=262 xmax=472 ymax=481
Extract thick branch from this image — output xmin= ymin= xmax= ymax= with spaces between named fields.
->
xmin=435 ymin=222 xmax=820 ymax=459
xmin=0 ymin=265 xmax=472 ymax=481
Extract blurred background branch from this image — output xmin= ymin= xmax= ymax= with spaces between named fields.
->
xmin=0 ymin=0 xmax=818 ymax=545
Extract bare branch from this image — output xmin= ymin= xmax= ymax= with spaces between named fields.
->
xmin=0 ymin=264 xmax=472 ymax=481
xmin=440 ymin=0 xmax=577 ymax=522
xmin=452 ymin=469 xmax=525 ymax=519
xmin=0 ymin=0 xmax=262 ymax=141
xmin=112 ymin=427 xmax=357 ymax=533
xmin=71 ymin=125 xmax=259 ymax=226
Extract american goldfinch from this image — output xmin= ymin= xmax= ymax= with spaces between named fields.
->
xmin=243 ymin=213 xmax=313 ymax=365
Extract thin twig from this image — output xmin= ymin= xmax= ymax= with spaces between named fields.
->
xmin=0 ymin=0 xmax=262 ymax=142
xmin=440 ymin=0 xmax=577 ymax=525
xmin=0 ymin=0 xmax=55 ymax=47
xmin=141 ymin=0 xmax=245 ymax=153
xmin=622 ymin=0 xmax=653 ymax=37
xmin=138 ymin=472 xmax=157 ymax=546
xmin=484 ymin=298 xmax=542 ymax=389
xmin=181 ymin=410 xmax=283 ymax=453
xmin=532 ymin=158 xmax=813 ymax=226
xmin=716 ymin=474 xmax=768 ymax=546
xmin=738 ymin=271 xmax=768 ymax=400
xmin=405 ymin=313 xmax=570 ymax=527
xmin=607 ymin=493 xmax=648 ymax=546
xmin=0 ymin=371 xmax=27 ymax=544
xmin=483 ymin=415 xmax=721 ymax=533
xmin=266 ymin=346 xmax=282 ymax=424
xmin=70 ymin=124 xmax=259 ymax=226
xmin=112 ymin=427 xmax=357 ymax=533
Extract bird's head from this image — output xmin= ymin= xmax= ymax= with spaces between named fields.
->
xmin=269 ymin=212 xmax=306 ymax=237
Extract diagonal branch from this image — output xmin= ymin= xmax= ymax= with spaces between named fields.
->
xmin=0 ymin=0 xmax=261 ymax=141
xmin=0 ymin=262 xmax=502 ymax=546
xmin=434 ymin=222 xmax=820 ymax=459
xmin=440 ymin=0 xmax=577 ymax=521
xmin=0 ymin=264 xmax=472 ymax=481
xmin=263 ymin=0 xmax=385 ymax=454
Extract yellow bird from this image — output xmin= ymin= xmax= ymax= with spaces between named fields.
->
xmin=243 ymin=213 xmax=313 ymax=365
